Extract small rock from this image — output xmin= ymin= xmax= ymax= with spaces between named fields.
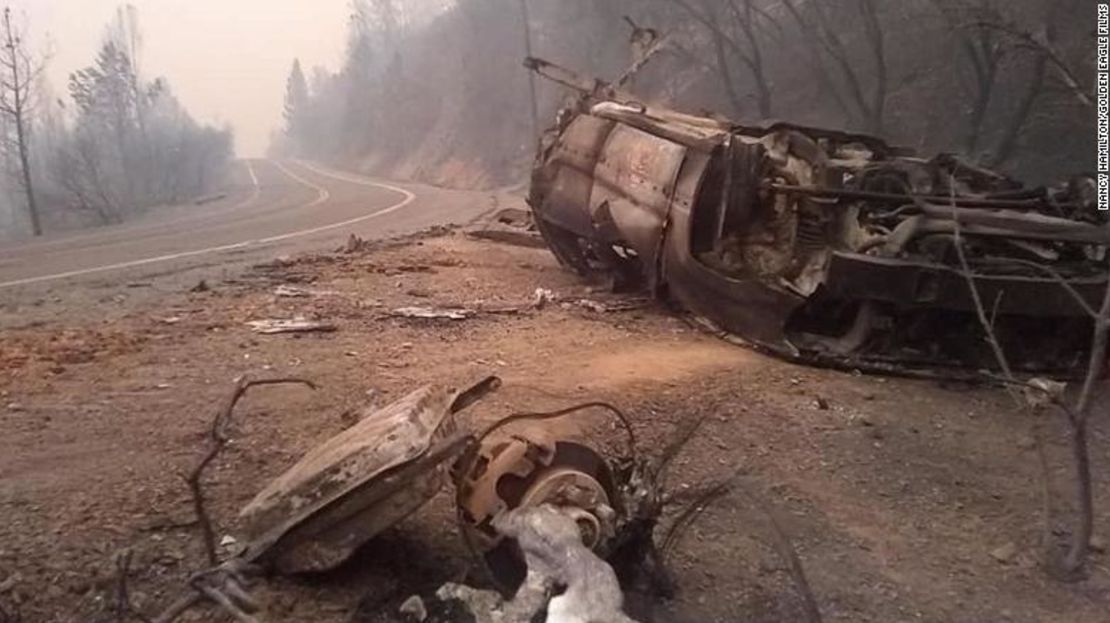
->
xmin=1016 ymin=436 xmax=1036 ymax=451
xmin=339 ymin=410 xmax=360 ymax=429
xmin=343 ymin=233 xmax=366 ymax=253
xmin=814 ymin=396 xmax=830 ymax=410
xmin=0 ymin=571 xmax=20 ymax=593
xmin=1090 ymin=535 xmax=1107 ymax=553
xmin=399 ymin=595 xmax=428 ymax=622
xmin=190 ymin=280 xmax=210 ymax=293
xmin=990 ymin=542 xmax=1018 ymax=564
xmin=6 ymin=403 xmax=24 ymax=412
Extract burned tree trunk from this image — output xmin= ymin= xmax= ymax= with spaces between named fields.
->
xmin=0 ymin=8 xmax=44 ymax=236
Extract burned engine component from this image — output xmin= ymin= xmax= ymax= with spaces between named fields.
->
xmin=454 ymin=432 xmax=620 ymax=588
xmin=238 ymin=377 xmax=500 ymax=574
xmin=527 ymin=58 xmax=1109 ymax=376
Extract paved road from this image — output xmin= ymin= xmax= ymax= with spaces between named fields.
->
xmin=0 ymin=160 xmax=499 ymax=325
xmin=0 ymin=160 xmax=498 ymax=287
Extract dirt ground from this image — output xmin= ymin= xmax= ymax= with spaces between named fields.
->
xmin=1 ymin=228 xmax=1109 ymax=623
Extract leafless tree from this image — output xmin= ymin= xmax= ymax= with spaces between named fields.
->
xmin=783 ymin=0 xmax=887 ymax=134
xmin=972 ymin=0 xmax=1093 ymax=111
xmin=931 ymin=0 xmax=1006 ymax=154
xmin=935 ymin=0 xmax=1090 ymax=167
xmin=668 ymin=0 xmax=777 ymax=118
xmin=949 ymin=192 xmax=1110 ymax=577
xmin=0 ymin=7 xmax=45 ymax=236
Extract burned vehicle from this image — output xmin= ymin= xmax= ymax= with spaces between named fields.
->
xmin=526 ymin=59 xmax=1108 ymax=375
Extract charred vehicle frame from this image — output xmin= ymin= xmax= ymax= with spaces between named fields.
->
xmin=525 ymin=58 xmax=1109 ymax=376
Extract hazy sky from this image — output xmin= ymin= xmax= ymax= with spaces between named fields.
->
xmin=16 ymin=0 xmax=352 ymax=157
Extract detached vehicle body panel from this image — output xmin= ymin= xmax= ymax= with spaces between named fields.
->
xmin=529 ymin=85 xmax=1108 ymax=375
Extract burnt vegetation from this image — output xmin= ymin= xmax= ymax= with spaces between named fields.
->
xmin=0 ymin=6 xmax=233 ymax=238
xmin=0 ymin=1 xmax=1106 ymax=622
xmin=275 ymin=0 xmax=1092 ymax=190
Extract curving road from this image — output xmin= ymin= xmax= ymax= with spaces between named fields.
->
xmin=0 ymin=160 xmax=495 ymax=296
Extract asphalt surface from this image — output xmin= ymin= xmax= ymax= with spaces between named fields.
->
xmin=0 ymin=160 xmax=499 ymax=326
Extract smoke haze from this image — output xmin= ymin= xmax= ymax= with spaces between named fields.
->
xmin=18 ymin=0 xmax=350 ymax=156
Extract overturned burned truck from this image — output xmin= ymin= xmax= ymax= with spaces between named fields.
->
xmin=526 ymin=59 xmax=1108 ymax=375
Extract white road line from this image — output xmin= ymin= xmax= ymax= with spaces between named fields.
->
xmin=296 ymin=161 xmax=411 ymax=197
xmin=233 ymin=159 xmax=261 ymax=209
xmin=246 ymin=159 xmax=259 ymax=189
xmin=270 ymin=160 xmax=330 ymax=208
xmin=0 ymin=160 xmax=415 ymax=290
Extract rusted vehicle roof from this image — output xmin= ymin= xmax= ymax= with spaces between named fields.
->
xmin=527 ymin=61 xmax=1108 ymax=376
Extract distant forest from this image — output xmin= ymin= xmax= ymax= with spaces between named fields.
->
xmin=277 ymin=0 xmax=1094 ymax=189
xmin=0 ymin=5 xmax=233 ymax=239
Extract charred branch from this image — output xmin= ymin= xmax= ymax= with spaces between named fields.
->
xmin=186 ymin=376 xmax=317 ymax=565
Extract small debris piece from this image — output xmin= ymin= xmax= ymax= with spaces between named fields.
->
xmin=190 ymin=280 xmax=211 ymax=293
xmin=220 ymin=535 xmax=237 ymax=547
xmin=247 ymin=318 xmax=338 ymax=335
xmin=158 ymin=316 xmax=183 ymax=325
xmin=814 ymin=396 xmax=830 ymax=410
xmin=466 ymin=230 xmax=547 ymax=248
xmin=342 ymin=233 xmax=367 ymax=254
xmin=274 ymin=285 xmax=338 ymax=298
xmin=1090 ymin=535 xmax=1107 ymax=553
xmin=390 ymin=307 xmax=475 ymax=321
xmin=399 ymin=595 xmax=428 ymax=622
xmin=532 ymin=288 xmax=556 ymax=310
xmin=1023 ymin=377 xmax=1067 ymax=409
xmin=577 ymin=299 xmax=609 ymax=313
xmin=274 ymin=285 xmax=310 ymax=298
xmin=572 ymin=297 xmax=648 ymax=313
xmin=990 ymin=542 xmax=1018 ymax=564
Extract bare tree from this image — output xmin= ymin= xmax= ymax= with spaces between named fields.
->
xmin=931 ymin=0 xmax=1006 ymax=154
xmin=972 ymin=0 xmax=1093 ymax=111
xmin=938 ymin=0 xmax=1089 ymax=167
xmin=783 ymin=0 xmax=888 ymax=134
xmin=0 ymin=7 xmax=45 ymax=236
xmin=949 ymin=191 xmax=1110 ymax=577
xmin=668 ymin=0 xmax=777 ymax=118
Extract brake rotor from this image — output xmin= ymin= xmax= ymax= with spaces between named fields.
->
xmin=454 ymin=433 xmax=618 ymax=589
xmin=519 ymin=466 xmax=610 ymax=548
